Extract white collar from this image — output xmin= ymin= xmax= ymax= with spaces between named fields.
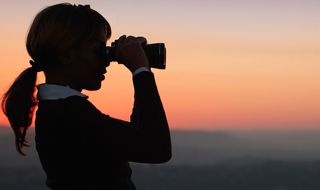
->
xmin=37 ymin=84 xmax=88 ymax=100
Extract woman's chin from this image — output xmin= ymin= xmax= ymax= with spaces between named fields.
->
xmin=86 ymin=82 xmax=102 ymax=91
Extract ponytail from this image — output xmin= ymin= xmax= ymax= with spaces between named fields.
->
xmin=1 ymin=67 xmax=38 ymax=156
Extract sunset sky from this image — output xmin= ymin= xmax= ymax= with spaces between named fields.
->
xmin=0 ymin=0 xmax=319 ymax=130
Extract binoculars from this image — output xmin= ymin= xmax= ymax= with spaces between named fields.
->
xmin=103 ymin=41 xmax=166 ymax=69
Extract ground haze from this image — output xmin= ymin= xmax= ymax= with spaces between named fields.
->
xmin=1 ymin=126 xmax=320 ymax=190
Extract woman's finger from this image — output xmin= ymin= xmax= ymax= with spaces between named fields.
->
xmin=136 ymin=36 xmax=147 ymax=44
xmin=115 ymin=35 xmax=126 ymax=48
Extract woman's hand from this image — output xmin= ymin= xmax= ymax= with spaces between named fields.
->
xmin=115 ymin=35 xmax=150 ymax=73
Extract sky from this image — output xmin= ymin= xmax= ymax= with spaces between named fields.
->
xmin=0 ymin=0 xmax=319 ymax=130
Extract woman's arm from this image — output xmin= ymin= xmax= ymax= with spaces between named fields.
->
xmin=62 ymin=71 xmax=171 ymax=164
xmin=127 ymin=71 xmax=171 ymax=163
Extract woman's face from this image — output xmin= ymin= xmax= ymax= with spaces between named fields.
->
xmin=67 ymin=29 xmax=109 ymax=92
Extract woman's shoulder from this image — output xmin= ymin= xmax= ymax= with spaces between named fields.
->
xmin=37 ymin=95 xmax=102 ymax=117
xmin=36 ymin=96 xmax=110 ymax=133
xmin=38 ymin=95 xmax=93 ymax=107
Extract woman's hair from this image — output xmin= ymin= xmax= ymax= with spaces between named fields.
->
xmin=1 ymin=3 xmax=111 ymax=155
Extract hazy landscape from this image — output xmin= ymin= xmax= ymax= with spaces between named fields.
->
xmin=1 ymin=126 xmax=320 ymax=190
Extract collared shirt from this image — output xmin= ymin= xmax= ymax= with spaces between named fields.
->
xmin=35 ymin=71 xmax=169 ymax=190
xmin=37 ymin=67 xmax=149 ymax=101
xmin=37 ymin=84 xmax=88 ymax=101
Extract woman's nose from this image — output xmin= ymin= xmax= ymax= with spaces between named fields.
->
xmin=104 ymin=61 xmax=110 ymax=67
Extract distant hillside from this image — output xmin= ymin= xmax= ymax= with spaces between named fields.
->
xmin=169 ymin=130 xmax=320 ymax=165
xmin=0 ymin=126 xmax=40 ymax=167
xmin=1 ymin=126 xmax=320 ymax=166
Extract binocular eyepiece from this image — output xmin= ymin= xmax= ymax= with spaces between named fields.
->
xmin=103 ymin=42 xmax=166 ymax=69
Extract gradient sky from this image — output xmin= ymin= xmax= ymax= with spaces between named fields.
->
xmin=0 ymin=0 xmax=319 ymax=130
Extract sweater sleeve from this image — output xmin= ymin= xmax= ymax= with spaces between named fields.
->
xmin=64 ymin=72 xmax=171 ymax=164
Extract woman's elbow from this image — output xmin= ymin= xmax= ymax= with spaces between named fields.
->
xmin=152 ymin=146 xmax=172 ymax=163
xmin=132 ymin=149 xmax=171 ymax=164
xmin=159 ymin=150 xmax=172 ymax=163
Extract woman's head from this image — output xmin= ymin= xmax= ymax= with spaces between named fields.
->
xmin=27 ymin=3 xmax=111 ymax=73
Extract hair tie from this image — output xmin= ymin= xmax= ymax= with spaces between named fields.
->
xmin=29 ymin=60 xmax=44 ymax=72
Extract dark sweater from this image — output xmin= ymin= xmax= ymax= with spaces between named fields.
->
xmin=35 ymin=72 xmax=171 ymax=190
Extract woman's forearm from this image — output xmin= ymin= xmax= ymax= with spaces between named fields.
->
xmin=130 ymin=71 xmax=171 ymax=163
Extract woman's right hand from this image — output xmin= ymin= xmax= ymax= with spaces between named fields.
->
xmin=115 ymin=35 xmax=150 ymax=74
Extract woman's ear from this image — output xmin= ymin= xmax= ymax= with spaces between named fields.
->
xmin=58 ymin=49 xmax=76 ymax=65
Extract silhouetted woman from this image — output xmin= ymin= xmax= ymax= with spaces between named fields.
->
xmin=1 ymin=3 xmax=171 ymax=190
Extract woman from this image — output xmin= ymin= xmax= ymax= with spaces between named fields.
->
xmin=1 ymin=3 xmax=171 ymax=190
